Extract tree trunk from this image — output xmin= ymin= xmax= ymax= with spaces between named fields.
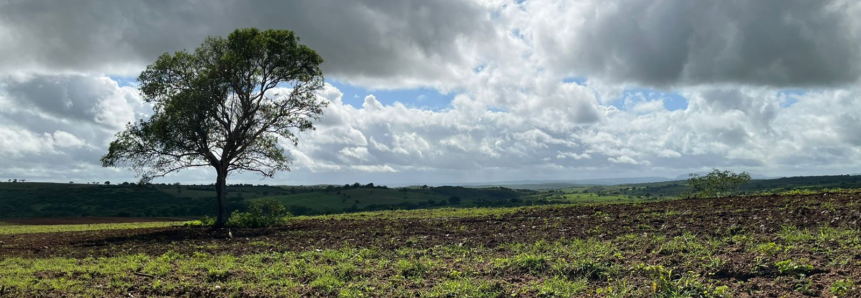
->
xmin=214 ymin=170 xmax=227 ymax=227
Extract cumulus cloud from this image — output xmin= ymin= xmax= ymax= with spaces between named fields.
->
xmin=517 ymin=0 xmax=861 ymax=87
xmin=1 ymin=0 xmax=861 ymax=185
xmin=0 ymin=0 xmax=494 ymax=90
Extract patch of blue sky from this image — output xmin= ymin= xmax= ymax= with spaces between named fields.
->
xmin=474 ymin=63 xmax=487 ymax=73
xmin=511 ymin=28 xmax=526 ymax=40
xmin=328 ymin=79 xmax=455 ymax=111
xmin=613 ymin=88 xmax=688 ymax=111
xmin=562 ymin=77 xmax=587 ymax=86
xmin=109 ymin=76 xmax=138 ymax=87
xmin=560 ymin=77 xmax=687 ymax=111
xmin=776 ymin=89 xmax=808 ymax=107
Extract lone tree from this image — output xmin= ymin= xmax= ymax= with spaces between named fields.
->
xmin=687 ymin=169 xmax=751 ymax=198
xmin=102 ymin=28 xmax=326 ymax=226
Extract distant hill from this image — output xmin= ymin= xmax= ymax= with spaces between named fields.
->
xmin=462 ymin=176 xmax=672 ymax=189
xmin=673 ymin=172 xmax=773 ymax=180
xmin=571 ymin=174 xmax=861 ymax=198
xmin=0 ymin=182 xmax=538 ymax=219
xmin=3 ymin=174 xmax=861 ymax=219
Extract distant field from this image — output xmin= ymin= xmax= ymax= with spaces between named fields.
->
xmin=0 ymin=221 xmax=182 ymax=235
xmin=2 ymin=192 xmax=860 ymax=297
xmin=4 ymin=175 xmax=861 ymax=220
xmin=264 ymin=187 xmax=450 ymax=212
xmin=0 ymin=216 xmax=191 ymax=225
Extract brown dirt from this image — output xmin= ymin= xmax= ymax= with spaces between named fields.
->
xmin=2 ymin=193 xmax=861 ymax=297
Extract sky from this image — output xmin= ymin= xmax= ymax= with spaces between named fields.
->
xmin=2 ymin=0 xmax=861 ymax=186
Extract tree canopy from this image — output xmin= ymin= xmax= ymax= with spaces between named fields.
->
xmin=687 ymin=169 xmax=752 ymax=198
xmin=102 ymin=28 xmax=326 ymax=225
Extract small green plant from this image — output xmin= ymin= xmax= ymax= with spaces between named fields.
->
xmin=794 ymin=276 xmax=816 ymax=296
xmin=511 ymin=253 xmax=548 ymax=274
xmin=427 ymin=279 xmax=502 ymax=298
xmin=636 ymin=264 xmax=729 ymax=298
xmin=753 ymin=242 xmax=789 ymax=256
xmin=703 ymin=256 xmax=727 ymax=274
xmin=775 ymin=259 xmax=813 ymax=276
xmin=397 ymin=258 xmax=431 ymax=278
xmin=831 ymin=278 xmax=855 ymax=297
xmin=207 ymin=268 xmax=231 ymax=282
xmin=309 ymin=274 xmax=344 ymax=294
xmin=532 ymin=276 xmax=587 ymax=297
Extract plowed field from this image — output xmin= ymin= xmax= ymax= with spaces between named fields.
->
xmin=2 ymin=192 xmax=860 ymax=297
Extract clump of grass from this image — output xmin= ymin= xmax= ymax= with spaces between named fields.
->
xmin=397 ymin=258 xmax=433 ymax=278
xmin=831 ymin=278 xmax=855 ymax=297
xmin=426 ymin=279 xmax=503 ymax=298
xmin=775 ymin=259 xmax=814 ymax=276
xmin=752 ymin=242 xmax=789 ymax=256
xmin=636 ymin=264 xmax=730 ymax=298
xmin=510 ymin=253 xmax=549 ymax=274
xmin=206 ymin=268 xmax=232 ymax=282
xmin=531 ymin=276 xmax=587 ymax=297
xmin=309 ymin=274 xmax=344 ymax=294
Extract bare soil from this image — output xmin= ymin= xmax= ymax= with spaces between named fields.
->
xmin=2 ymin=193 xmax=861 ymax=297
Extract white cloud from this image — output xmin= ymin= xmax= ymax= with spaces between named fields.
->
xmin=51 ymin=131 xmax=87 ymax=148
xmin=351 ymin=165 xmax=398 ymax=173
xmin=2 ymin=1 xmax=861 ymax=185
xmin=339 ymin=147 xmax=373 ymax=162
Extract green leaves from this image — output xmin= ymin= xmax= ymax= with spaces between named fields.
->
xmin=102 ymin=28 xmax=326 ymax=223
xmin=103 ymin=27 xmax=325 ymax=178
xmin=687 ymin=169 xmax=751 ymax=198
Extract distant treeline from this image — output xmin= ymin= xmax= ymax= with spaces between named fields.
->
xmin=0 ymin=182 xmax=537 ymax=219
xmin=580 ymin=174 xmax=861 ymax=197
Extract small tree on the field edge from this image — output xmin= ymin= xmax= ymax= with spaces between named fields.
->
xmin=102 ymin=28 xmax=326 ymax=226
xmin=687 ymin=169 xmax=751 ymax=198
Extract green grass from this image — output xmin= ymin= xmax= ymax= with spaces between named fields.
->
xmin=560 ymin=193 xmax=632 ymax=202
xmin=264 ymin=187 xmax=482 ymax=212
xmin=0 ymin=221 xmax=182 ymax=235
xmin=0 ymin=239 xmax=623 ymax=297
xmin=264 ymin=188 xmax=448 ymax=211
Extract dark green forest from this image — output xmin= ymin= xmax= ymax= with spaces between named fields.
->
xmin=3 ymin=174 xmax=860 ymax=219
xmin=0 ymin=182 xmax=537 ymax=219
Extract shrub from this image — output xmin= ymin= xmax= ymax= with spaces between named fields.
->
xmin=226 ymin=198 xmax=290 ymax=228
xmin=183 ymin=216 xmax=216 ymax=227
xmin=687 ymin=169 xmax=751 ymax=198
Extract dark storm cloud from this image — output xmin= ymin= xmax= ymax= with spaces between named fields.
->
xmin=0 ymin=0 xmax=492 ymax=85
xmin=555 ymin=0 xmax=861 ymax=87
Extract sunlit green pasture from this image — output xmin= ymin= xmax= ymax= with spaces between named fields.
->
xmin=0 ymin=222 xmax=182 ymax=235
xmin=4 ymin=226 xmax=859 ymax=297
